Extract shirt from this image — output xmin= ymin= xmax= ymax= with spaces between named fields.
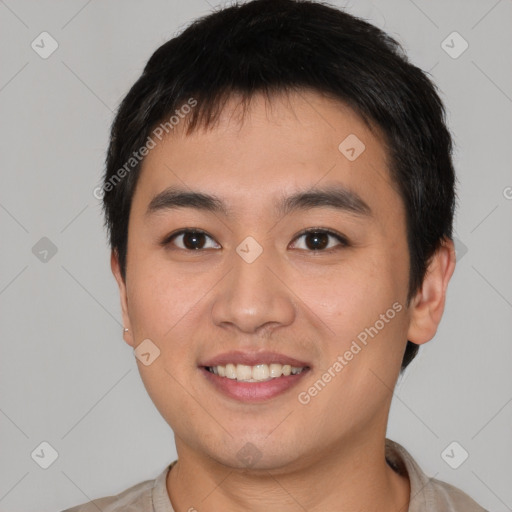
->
xmin=61 ymin=439 xmax=488 ymax=511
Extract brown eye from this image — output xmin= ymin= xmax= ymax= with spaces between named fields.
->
xmin=163 ymin=230 xmax=221 ymax=250
xmin=290 ymin=229 xmax=348 ymax=251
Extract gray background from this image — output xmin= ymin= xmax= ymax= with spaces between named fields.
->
xmin=0 ymin=0 xmax=511 ymax=510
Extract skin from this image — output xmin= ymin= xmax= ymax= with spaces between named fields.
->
xmin=111 ymin=90 xmax=456 ymax=512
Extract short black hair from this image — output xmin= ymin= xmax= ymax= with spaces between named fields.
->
xmin=101 ymin=0 xmax=456 ymax=372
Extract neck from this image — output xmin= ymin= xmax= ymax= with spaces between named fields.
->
xmin=166 ymin=435 xmax=410 ymax=512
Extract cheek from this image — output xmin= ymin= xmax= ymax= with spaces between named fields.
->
xmin=301 ymin=246 xmax=409 ymax=378
xmin=299 ymin=301 xmax=408 ymax=437
xmin=125 ymin=259 xmax=207 ymax=383
xmin=306 ymin=257 xmax=397 ymax=331
xmin=126 ymin=258 xmax=204 ymax=340
xmin=126 ymin=264 xmax=202 ymax=423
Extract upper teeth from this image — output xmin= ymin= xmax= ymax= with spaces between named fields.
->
xmin=207 ymin=363 xmax=306 ymax=382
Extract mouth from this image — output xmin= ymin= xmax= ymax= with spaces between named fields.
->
xmin=204 ymin=362 xmax=308 ymax=382
xmin=199 ymin=354 xmax=311 ymax=402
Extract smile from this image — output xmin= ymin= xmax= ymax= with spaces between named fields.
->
xmin=201 ymin=365 xmax=310 ymax=402
xmin=206 ymin=363 xmax=307 ymax=382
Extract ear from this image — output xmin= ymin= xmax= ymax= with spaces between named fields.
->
xmin=407 ymin=238 xmax=456 ymax=345
xmin=111 ymin=249 xmax=135 ymax=347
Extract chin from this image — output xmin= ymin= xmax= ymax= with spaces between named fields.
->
xmin=206 ymin=433 xmax=305 ymax=472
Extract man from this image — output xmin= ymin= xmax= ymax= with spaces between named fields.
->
xmin=64 ymin=0 xmax=487 ymax=510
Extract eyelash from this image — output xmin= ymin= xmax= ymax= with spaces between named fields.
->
xmin=160 ymin=228 xmax=349 ymax=253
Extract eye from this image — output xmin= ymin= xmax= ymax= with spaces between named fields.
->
xmin=289 ymin=229 xmax=349 ymax=252
xmin=161 ymin=229 xmax=221 ymax=250
xmin=161 ymin=228 xmax=349 ymax=252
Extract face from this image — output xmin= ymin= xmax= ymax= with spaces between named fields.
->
xmin=113 ymin=90 xmax=418 ymax=471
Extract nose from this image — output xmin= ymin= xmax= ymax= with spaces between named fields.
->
xmin=210 ymin=240 xmax=296 ymax=335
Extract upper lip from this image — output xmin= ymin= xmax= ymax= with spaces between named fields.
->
xmin=201 ymin=351 xmax=310 ymax=368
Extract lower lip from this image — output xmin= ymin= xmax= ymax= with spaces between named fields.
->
xmin=200 ymin=367 xmax=310 ymax=403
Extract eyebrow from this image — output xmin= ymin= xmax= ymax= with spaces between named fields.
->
xmin=145 ymin=184 xmax=372 ymax=219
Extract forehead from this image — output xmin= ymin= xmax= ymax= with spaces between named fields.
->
xmin=133 ymin=90 xmax=401 ymax=220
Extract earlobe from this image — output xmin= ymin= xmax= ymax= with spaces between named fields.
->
xmin=110 ymin=249 xmax=135 ymax=347
xmin=407 ymin=238 xmax=456 ymax=345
